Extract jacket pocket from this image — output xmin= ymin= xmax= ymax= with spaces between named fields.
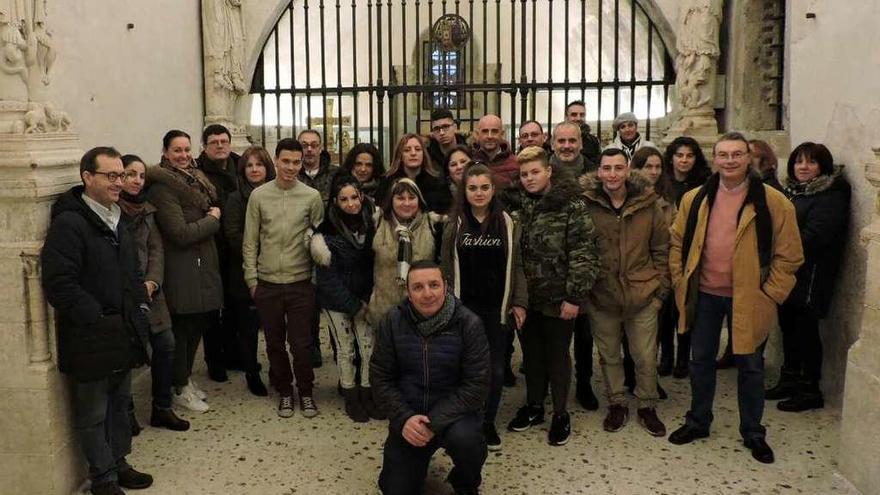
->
xmin=68 ymin=314 xmax=132 ymax=382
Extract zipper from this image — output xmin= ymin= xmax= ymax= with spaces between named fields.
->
xmin=422 ymin=338 xmax=429 ymax=413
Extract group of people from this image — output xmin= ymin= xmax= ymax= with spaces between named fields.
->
xmin=41 ymin=101 xmax=851 ymax=494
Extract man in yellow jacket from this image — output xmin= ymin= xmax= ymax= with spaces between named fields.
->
xmin=667 ymin=132 xmax=803 ymax=464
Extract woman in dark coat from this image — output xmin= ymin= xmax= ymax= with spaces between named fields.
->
xmin=146 ymin=130 xmax=223 ymax=413
xmin=222 ymin=146 xmax=275 ymax=397
xmin=119 ymin=155 xmax=190 ymax=432
xmin=374 ymin=133 xmax=452 ymax=214
xmin=340 ymin=143 xmax=385 ymax=202
xmin=767 ymin=142 xmax=851 ymax=412
xmin=310 ymin=175 xmax=378 ymax=422
xmin=662 ymin=137 xmax=712 ymax=378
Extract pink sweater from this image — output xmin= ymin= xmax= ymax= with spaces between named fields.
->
xmin=699 ymin=182 xmax=748 ymax=297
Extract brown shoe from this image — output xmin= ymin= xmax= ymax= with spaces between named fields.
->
xmin=603 ymin=404 xmax=629 ymax=432
xmin=637 ymin=407 xmax=666 ymax=437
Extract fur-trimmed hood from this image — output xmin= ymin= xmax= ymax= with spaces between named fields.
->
xmin=579 ymin=168 xmax=657 ymax=213
xmin=146 ymin=163 xmax=216 ymax=210
xmin=784 ymin=165 xmax=848 ymax=196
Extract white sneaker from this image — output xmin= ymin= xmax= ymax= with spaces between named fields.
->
xmin=174 ymin=386 xmax=210 ymax=413
xmin=188 ymin=379 xmax=208 ymax=400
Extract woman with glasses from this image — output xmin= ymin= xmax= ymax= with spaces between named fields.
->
xmin=147 ymin=130 xmax=223 ymax=413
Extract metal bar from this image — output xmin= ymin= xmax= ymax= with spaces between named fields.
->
xmin=427 ymin=0 xmax=434 ymax=116
xmin=509 ymin=0 xmax=517 ymax=144
xmin=646 ymin=20 xmax=653 ymax=140
xmin=376 ymin=0 xmax=385 ymax=155
xmin=564 ymin=0 xmax=569 ymax=105
xmin=547 ymin=0 xmax=553 ymax=131
xmin=320 ymin=0 xmax=329 ymax=144
xmin=401 ymin=0 xmax=409 ymax=135
xmin=597 ymin=0 xmax=602 ymax=138
xmin=496 ymin=0 xmax=502 ymax=115
xmin=613 ymin=0 xmax=619 ymax=119
xmin=519 ymin=0 xmax=527 ymax=124
xmin=629 ymin=0 xmax=636 ymax=112
xmin=274 ymin=25 xmax=281 ymax=140
xmin=775 ymin=0 xmax=785 ymax=129
xmin=386 ymin=0 xmax=394 ymax=141
xmin=580 ymin=0 xmax=585 ymax=102
xmin=336 ymin=0 xmax=344 ymax=163
xmin=368 ymin=0 xmax=375 ymax=144
xmin=455 ymin=0 xmax=462 ymax=122
xmin=530 ymin=0 xmax=536 ymax=119
xmin=469 ymin=0 xmax=475 ymax=131
xmin=257 ymin=80 xmax=662 ymax=95
xmin=482 ymin=0 xmax=488 ymax=115
xmin=289 ymin=4 xmax=297 ymax=137
xmin=352 ymin=0 xmax=359 ymax=144
xmin=415 ymin=0 xmax=422 ymax=130
xmin=304 ymin=0 xmax=313 ymax=127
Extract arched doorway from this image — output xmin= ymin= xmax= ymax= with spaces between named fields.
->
xmin=248 ymin=0 xmax=675 ymax=163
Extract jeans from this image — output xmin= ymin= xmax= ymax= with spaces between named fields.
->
xmin=171 ymin=311 xmax=219 ymax=388
xmin=149 ymin=328 xmax=175 ymax=410
xmin=73 ymin=371 xmax=133 ymax=484
xmin=686 ymin=292 xmax=767 ymax=441
xmin=778 ymin=301 xmax=822 ymax=382
xmin=229 ymin=299 xmax=262 ymax=374
xmin=522 ymin=310 xmax=574 ymax=412
xmin=378 ymin=414 xmax=487 ymax=495
xmin=324 ymin=309 xmax=374 ymax=388
xmin=473 ymin=308 xmax=508 ymax=424
xmin=253 ymin=280 xmax=316 ymax=397
xmin=203 ymin=296 xmax=240 ymax=372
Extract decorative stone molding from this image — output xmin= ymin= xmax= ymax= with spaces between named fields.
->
xmin=21 ymin=249 xmax=52 ymax=365
xmin=663 ymin=0 xmax=722 ymax=147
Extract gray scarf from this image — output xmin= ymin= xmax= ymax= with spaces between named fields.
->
xmin=410 ymin=293 xmax=457 ymax=337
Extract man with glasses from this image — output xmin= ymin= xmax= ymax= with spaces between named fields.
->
xmin=297 ymin=129 xmax=339 ymax=202
xmin=427 ymin=108 xmax=467 ymax=176
xmin=516 ymin=120 xmax=550 ymax=153
xmin=42 ymin=147 xmax=154 ymax=495
xmin=667 ymin=132 xmax=803 ymax=465
xmin=197 ymin=125 xmax=245 ymax=381
xmin=472 ymin=114 xmax=519 ymax=188
xmin=564 ymin=100 xmax=601 ymax=168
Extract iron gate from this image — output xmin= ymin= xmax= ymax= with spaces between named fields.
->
xmin=250 ymin=0 xmax=675 ymax=163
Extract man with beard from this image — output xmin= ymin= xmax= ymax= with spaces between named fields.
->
xmin=564 ymin=100 xmax=601 ymax=168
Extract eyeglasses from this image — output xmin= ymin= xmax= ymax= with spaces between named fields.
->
xmin=716 ymin=151 xmax=749 ymax=160
xmin=91 ymin=171 xmax=126 ymax=182
xmin=431 ymin=123 xmax=454 ymax=134
xmin=207 ymin=138 xmax=230 ymax=147
xmin=300 ymin=141 xmax=321 ymax=149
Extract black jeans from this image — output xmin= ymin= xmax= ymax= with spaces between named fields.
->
xmin=73 ymin=370 xmax=132 ymax=484
xmin=149 ymin=328 xmax=175 ymax=409
xmin=171 ymin=311 xmax=219 ymax=388
xmin=522 ymin=310 xmax=574 ymax=412
xmin=778 ymin=301 xmax=823 ymax=382
xmin=379 ymin=414 xmax=487 ymax=495
xmin=573 ymin=313 xmax=593 ymax=384
xmin=203 ymin=296 xmax=241 ymax=372
xmin=685 ymin=292 xmax=767 ymax=441
xmin=474 ymin=308 xmax=508 ymax=424
xmin=229 ymin=299 xmax=262 ymax=374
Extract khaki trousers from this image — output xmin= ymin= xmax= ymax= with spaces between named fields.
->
xmin=588 ymin=300 xmax=660 ymax=408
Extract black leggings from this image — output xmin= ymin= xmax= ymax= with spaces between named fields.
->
xmin=522 ymin=310 xmax=574 ymax=413
xmin=778 ymin=301 xmax=823 ymax=382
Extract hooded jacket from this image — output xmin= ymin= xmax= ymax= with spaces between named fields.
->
xmin=783 ymin=167 xmax=851 ymax=316
xmin=41 ymin=186 xmax=150 ymax=381
xmin=580 ymin=171 xmax=670 ymax=316
xmin=440 ymin=211 xmax=529 ymax=324
xmin=670 ymin=173 xmax=803 ymax=354
xmin=512 ymin=169 xmax=602 ymax=316
xmin=370 ymin=297 xmax=489 ymax=436
xmin=146 ymin=164 xmax=224 ymax=314
xmin=223 ymin=160 xmax=277 ymax=301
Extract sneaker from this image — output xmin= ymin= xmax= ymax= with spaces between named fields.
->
xmin=548 ymin=412 xmax=571 ymax=446
xmin=507 ymin=404 xmax=545 ymax=432
xmin=637 ymin=408 xmax=667 ymax=437
xmin=603 ymin=404 xmax=629 ymax=432
xmin=117 ymin=466 xmax=154 ymax=489
xmin=483 ymin=423 xmax=502 ymax=451
xmin=188 ymin=379 xmax=208 ymax=400
xmin=277 ymin=395 xmax=295 ymax=418
xmin=173 ymin=387 xmax=210 ymax=413
xmin=300 ymin=395 xmax=319 ymax=418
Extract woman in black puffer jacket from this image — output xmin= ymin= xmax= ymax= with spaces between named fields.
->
xmin=310 ymin=174 xmax=379 ymax=422
xmin=767 ymin=142 xmax=851 ymax=412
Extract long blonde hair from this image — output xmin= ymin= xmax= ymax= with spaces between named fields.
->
xmin=385 ymin=133 xmax=440 ymax=178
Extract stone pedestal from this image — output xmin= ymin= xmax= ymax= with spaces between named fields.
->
xmin=0 ymin=133 xmax=84 ymax=495
xmin=838 ymin=147 xmax=880 ymax=494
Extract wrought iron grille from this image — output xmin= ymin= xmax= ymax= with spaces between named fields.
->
xmin=249 ymin=0 xmax=675 ymax=163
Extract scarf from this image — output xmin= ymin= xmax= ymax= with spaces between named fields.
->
xmin=408 ymin=292 xmax=457 ymax=337
xmin=118 ymin=190 xmax=147 ymax=218
xmin=160 ymin=159 xmax=219 ymax=204
xmin=395 ymin=219 xmax=413 ymax=286
xmin=327 ymin=204 xmax=371 ymax=249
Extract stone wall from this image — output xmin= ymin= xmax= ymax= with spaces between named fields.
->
xmin=50 ymin=0 xmax=204 ymax=161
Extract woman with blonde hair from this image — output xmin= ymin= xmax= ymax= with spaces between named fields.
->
xmin=375 ymin=133 xmax=452 ymax=213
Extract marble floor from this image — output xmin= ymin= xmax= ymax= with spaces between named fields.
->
xmin=112 ymin=336 xmax=859 ymax=495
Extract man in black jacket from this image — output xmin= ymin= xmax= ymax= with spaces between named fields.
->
xmin=42 ymin=147 xmax=153 ymax=495
xmin=371 ymin=260 xmax=490 ymax=495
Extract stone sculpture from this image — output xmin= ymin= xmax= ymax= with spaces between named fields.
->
xmin=203 ymin=0 xmax=247 ymax=127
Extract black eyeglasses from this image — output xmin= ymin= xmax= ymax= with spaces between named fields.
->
xmin=90 ymin=171 xmax=126 ymax=182
xmin=431 ymin=123 xmax=454 ymax=133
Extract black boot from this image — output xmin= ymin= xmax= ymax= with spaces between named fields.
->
xmin=576 ymin=380 xmax=599 ymax=411
xmin=765 ymin=370 xmax=801 ymax=400
xmin=246 ymin=372 xmax=268 ymax=397
xmin=360 ymin=386 xmax=387 ymax=420
xmin=657 ymin=352 xmax=674 ymax=377
xmin=129 ymin=410 xmax=142 ymax=437
xmin=343 ymin=387 xmax=369 ymax=422
xmin=777 ymin=382 xmax=824 ymax=412
xmin=150 ymin=407 xmax=191 ymax=431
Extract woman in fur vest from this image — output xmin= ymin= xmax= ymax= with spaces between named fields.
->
xmin=310 ymin=175 xmax=380 ymax=422
xmin=767 ymin=142 xmax=851 ymax=412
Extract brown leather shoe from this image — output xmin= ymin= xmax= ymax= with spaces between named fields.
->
xmin=603 ymin=404 xmax=629 ymax=432
xmin=637 ymin=407 xmax=667 ymax=437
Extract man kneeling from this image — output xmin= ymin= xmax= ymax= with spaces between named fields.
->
xmin=370 ymin=260 xmax=490 ymax=495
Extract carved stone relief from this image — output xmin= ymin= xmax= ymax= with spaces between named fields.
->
xmin=202 ymin=0 xmax=247 ymax=133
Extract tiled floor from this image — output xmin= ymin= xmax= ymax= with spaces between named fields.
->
xmin=117 ymin=339 xmax=859 ymax=495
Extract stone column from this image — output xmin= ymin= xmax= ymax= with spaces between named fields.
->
xmin=202 ymin=0 xmax=251 ymax=151
xmin=838 ymin=147 xmax=880 ymax=493
xmin=0 ymin=2 xmax=85 ymax=493
xmin=663 ymin=0 xmax=723 ymax=150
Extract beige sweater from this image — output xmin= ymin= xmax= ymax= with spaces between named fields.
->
xmin=242 ymin=180 xmax=324 ymax=287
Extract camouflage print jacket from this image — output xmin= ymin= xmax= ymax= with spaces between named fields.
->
xmin=511 ymin=169 xmax=601 ymax=316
